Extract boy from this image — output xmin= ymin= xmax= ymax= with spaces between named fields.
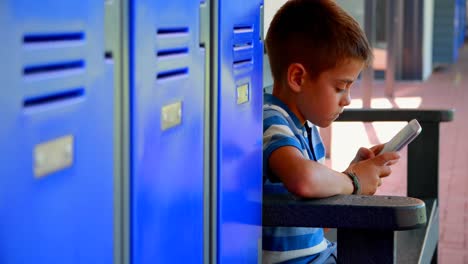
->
xmin=262 ymin=0 xmax=401 ymax=263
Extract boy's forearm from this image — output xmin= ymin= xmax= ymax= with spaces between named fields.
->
xmin=269 ymin=147 xmax=354 ymax=198
xmin=289 ymin=161 xmax=354 ymax=198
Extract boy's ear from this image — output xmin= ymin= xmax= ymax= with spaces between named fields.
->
xmin=287 ymin=63 xmax=307 ymax=93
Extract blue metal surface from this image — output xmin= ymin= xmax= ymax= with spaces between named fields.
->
xmin=453 ymin=0 xmax=461 ymax=61
xmin=130 ymin=1 xmax=205 ymax=263
xmin=433 ymin=0 xmax=460 ymax=64
xmin=457 ymin=0 xmax=466 ymax=47
xmin=0 ymin=1 xmax=114 ymax=263
xmin=217 ymin=1 xmax=264 ymax=263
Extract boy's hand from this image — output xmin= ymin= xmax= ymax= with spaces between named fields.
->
xmin=350 ymin=144 xmax=398 ymax=166
xmin=370 ymin=144 xmax=399 ymax=165
xmin=350 ymin=147 xmax=375 ymax=164
xmin=346 ymin=151 xmax=400 ymax=195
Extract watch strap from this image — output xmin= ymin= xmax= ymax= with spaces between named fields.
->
xmin=344 ymin=171 xmax=361 ymax=195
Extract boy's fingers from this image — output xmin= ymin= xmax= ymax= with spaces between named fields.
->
xmin=374 ymin=152 xmax=400 ymax=165
xmin=357 ymin=147 xmax=373 ymax=160
xmin=351 ymin=147 xmax=372 ymax=164
xmin=377 ymin=178 xmax=383 ymax=186
xmin=370 ymin=144 xmax=385 ymax=154
xmin=379 ymin=166 xmax=392 ymax=178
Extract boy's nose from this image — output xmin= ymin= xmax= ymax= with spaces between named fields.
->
xmin=340 ymin=90 xmax=351 ymax=106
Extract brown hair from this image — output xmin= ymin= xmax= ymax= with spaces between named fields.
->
xmin=265 ymin=0 xmax=373 ymax=83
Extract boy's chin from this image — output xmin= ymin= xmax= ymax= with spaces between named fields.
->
xmin=316 ymin=120 xmax=333 ymax=128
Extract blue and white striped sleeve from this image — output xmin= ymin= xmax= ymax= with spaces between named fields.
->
xmin=263 ymin=109 xmax=302 ymax=181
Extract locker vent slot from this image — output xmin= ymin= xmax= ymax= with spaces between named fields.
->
xmin=233 ymin=58 xmax=253 ymax=68
xmin=23 ymin=87 xmax=85 ymax=108
xmin=105 ymin=51 xmax=113 ymax=59
xmin=23 ymin=60 xmax=85 ymax=76
xmin=233 ymin=42 xmax=253 ymax=50
xmin=156 ymin=67 xmax=189 ymax=80
xmin=233 ymin=26 xmax=254 ymax=34
xmin=233 ymin=25 xmax=254 ymax=69
xmin=157 ymin=27 xmax=189 ymax=36
xmin=157 ymin=47 xmax=189 ymax=58
xmin=23 ymin=32 xmax=85 ymax=44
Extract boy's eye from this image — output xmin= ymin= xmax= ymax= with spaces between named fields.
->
xmin=335 ymin=87 xmax=346 ymax=93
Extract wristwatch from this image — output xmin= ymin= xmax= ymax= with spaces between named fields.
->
xmin=344 ymin=171 xmax=361 ymax=195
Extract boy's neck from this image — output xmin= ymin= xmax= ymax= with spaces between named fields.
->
xmin=272 ymin=84 xmax=306 ymax=125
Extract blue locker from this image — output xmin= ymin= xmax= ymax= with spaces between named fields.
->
xmin=457 ymin=0 xmax=466 ymax=47
xmin=433 ymin=0 xmax=460 ymax=64
xmin=130 ymin=1 xmax=206 ymax=263
xmin=0 ymin=1 xmax=114 ymax=263
xmin=217 ymin=1 xmax=264 ymax=263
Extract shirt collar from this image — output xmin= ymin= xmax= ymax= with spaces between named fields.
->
xmin=264 ymin=93 xmax=305 ymax=129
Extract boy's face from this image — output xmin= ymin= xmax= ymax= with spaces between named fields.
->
xmin=297 ymin=58 xmax=364 ymax=127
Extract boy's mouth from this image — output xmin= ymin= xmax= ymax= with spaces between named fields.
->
xmin=332 ymin=113 xmax=340 ymax=120
xmin=333 ymin=109 xmax=344 ymax=119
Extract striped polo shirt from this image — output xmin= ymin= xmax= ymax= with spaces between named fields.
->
xmin=263 ymin=94 xmax=327 ymax=264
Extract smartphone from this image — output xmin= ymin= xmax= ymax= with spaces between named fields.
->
xmin=379 ymin=119 xmax=422 ymax=154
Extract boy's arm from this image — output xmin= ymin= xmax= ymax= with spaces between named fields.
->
xmin=269 ymin=146 xmax=400 ymax=198
xmin=269 ymin=146 xmax=354 ymax=198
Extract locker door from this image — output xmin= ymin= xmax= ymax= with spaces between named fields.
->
xmin=0 ymin=1 xmax=114 ymax=263
xmin=216 ymin=1 xmax=264 ymax=263
xmin=433 ymin=0 xmax=458 ymax=64
xmin=130 ymin=1 xmax=206 ymax=263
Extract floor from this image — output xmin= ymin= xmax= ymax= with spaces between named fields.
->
xmin=328 ymin=44 xmax=468 ymax=263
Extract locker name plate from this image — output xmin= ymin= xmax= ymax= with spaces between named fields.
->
xmin=161 ymin=101 xmax=182 ymax=130
xmin=34 ymin=135 xmax=74 ymax=178
xmin=237 ymin=83 xmax=249 ymax=104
